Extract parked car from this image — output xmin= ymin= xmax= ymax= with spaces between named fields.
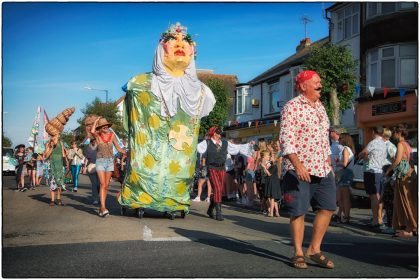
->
xmin=349 ymin=158 xmax=368 ymax=199
xmin=2 ymin=147 xmax=16 ymax=176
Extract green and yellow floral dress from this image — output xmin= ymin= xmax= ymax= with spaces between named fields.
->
xmin=118 ymin=73 xmax=203 ymax=214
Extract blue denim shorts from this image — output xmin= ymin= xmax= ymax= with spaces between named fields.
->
xmin=245 ymin=170 xmax=255 ymax=182
xmin=337 ymin=168 xmax=354 ymax=187
xmin=364 ymin=172 xmax=383 ymax=195
xmin=95 ymin=158 xmax=114 ymax=172
xmin=282 ymin=170 xmax=336 ymax=217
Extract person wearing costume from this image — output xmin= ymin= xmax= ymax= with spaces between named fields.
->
xmin=91 ymin=117 xmax=126 ymax=217
xmin=197 ymin=126 xmax=254 ymax=221
xmin=118 ymin=22 xmax=216 ymax=215
xmin=44 ymin=134 xmax=68 ymax=206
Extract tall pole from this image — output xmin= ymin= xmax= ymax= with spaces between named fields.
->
xmin=84 ymin=87 xmax=109 ymax=103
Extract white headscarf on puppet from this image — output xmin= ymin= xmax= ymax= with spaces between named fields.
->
xmin=151 ymin=22 xmax=216 ymax=119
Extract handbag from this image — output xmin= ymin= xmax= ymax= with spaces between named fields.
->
xmin=87 ymin=163 xmax=96 ymax=174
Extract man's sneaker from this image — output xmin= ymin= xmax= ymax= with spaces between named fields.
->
xmin=30 ymin=186 xmax=35 ymax=190
xmin=73 ymin=188 xmax=78 ymax=192
xmin=205 ymin=197 xmax=210 ymax=203
xmin=381 ymin=226 xmax=395 ymax=234
xmin=20 ymin=187 xmax=28 ymax=192
xmin=192 ymin=196 xmax=201 ymax=202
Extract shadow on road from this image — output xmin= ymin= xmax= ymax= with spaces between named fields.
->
xmin=170 ymin=227 xmax=293 ymax=266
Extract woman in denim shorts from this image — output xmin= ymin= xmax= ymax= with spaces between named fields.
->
xmin=91 ymin=117 xmax=126 ymax=217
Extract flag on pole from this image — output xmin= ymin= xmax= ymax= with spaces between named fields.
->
xmin=274 ymin=120 xmax=278 ymax=127
xmin=248 ymin=121 xmax=252 ymax=128
xmin=228 ymin=121 xmax=231 ymax=126
xmin=28 ymin=106 xmax=41 ymax=148
xmin=43 ymin=109 xmax=50 ymax=142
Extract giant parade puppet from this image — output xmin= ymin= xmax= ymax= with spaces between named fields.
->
xmin=117 ymin=23 xmax=216 ymax=218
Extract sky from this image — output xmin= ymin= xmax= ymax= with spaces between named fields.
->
xmin=2 ymin=1 xmax=332 ymax=147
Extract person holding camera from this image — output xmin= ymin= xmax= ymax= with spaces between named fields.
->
xmin=67 ymin=141 xmax=84 ymax=192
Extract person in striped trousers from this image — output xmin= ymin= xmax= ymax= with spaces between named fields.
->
xmin=197 ymin=126 xmax=254 ymax=221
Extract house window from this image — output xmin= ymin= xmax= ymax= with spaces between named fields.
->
xmin=367 ymin=2 xmax=416 ymax=19
xmin=290 ymin=66 xmax=302 ymax=96
xmin=236 ymin=87 xmax=251 ymax=114
xmin=268 ymin=82 xmax=280 ymax=113
xmin=336 ymin=3 xmax=359 ymax=42
xmin=367 ymin=43 xmax=417 ymax=89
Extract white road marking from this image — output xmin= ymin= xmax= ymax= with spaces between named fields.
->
xmin=143 ymin=225 xmax=192 ymax=242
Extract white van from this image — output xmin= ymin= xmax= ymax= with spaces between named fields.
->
xmin=2 ymin=147 xmax=16 ymax=175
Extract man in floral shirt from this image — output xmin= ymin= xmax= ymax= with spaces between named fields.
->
xmin=280 ymin=70 xmax=335 ymax=269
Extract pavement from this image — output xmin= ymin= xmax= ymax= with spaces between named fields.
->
xmin=3 ymin=173 xmax=417 ymax=248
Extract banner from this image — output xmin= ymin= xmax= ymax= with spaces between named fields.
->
xmin=399 ymin=89 xmax=406 ymax=101
xmin=28 ymin=106 xmax=41 ymax=148
xmin=109 ymin=127 xmax=125 ymax=155
xmin=368 ymin=86 xmax=375 ymax=97
xmin=383 ymin=87 xmax=388 ymax=99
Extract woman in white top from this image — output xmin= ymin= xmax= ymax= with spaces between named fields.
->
xmin=67 ymin=141 xmax=84 ymax=192
xmin=334 ymin=133 xmax=355 ymax=224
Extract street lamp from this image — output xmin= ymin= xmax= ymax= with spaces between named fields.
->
xmin=84 ymin=86 xmax=109 ymax=103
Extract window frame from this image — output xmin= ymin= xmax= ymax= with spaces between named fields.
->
xmin=366 ymin=2 xmax=416 ymax=20
xmin=366 ymin=43 xmax=418 ymax=89
xmin=235 ymin=86 xmax=251 ymax=115
xmin=335 ymin=3 xmax=360 ymax=42
xmin=268 ymin=82 xmax=280 ymax=113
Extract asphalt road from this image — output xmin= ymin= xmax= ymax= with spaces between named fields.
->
xmin=2 ymin=174 xmax=418 ymax=277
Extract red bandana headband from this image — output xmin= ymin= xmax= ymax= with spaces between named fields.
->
xmin=207 ymin=126 xmax=219 ymax=137
xmin=295 ymin=70 xmax=319 ymax=87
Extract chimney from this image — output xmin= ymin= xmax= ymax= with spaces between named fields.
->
xmin=296 ymin=38 xmax=311 ymax=52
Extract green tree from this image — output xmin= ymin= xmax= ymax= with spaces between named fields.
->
xmin=60 ymin=129 xmax=75 ymax=147
xmin=77 ymin=97 xmax=125 ymax=141
xmin=2 ymin=135 xmax=12 ymax=147
xmin=304 ymin=43 xmax=357 ymax=125
xmin=200 ymin=79 xmax=229 ymax=136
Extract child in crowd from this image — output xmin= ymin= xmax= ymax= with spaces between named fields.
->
xmin=260 ymin=150 xmax=281 ymax=217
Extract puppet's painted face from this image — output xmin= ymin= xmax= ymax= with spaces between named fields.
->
xmin=163 ymin=33 xmax=194 ymax=77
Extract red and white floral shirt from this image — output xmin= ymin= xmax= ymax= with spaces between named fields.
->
xmin=279 ymin=94 xmax=331 ymax=177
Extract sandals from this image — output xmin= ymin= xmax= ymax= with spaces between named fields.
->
xmin=393 ymin=231 xmax=413 ymax=238
xmin=50 ymin=200 xmax=55 ymax=206
xmin=99 ymin=210 xmax=110 ymax=217
xmin=306 ymin=252 xmax=334 ymax=269
xmin=291 ymin=256 xmax=307 ymax=269
xmin=56 ymin=199 xmax=64 ymax=206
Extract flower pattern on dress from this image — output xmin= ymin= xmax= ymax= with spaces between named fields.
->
xmin=280 ymin=94 xmax=331 ymax=177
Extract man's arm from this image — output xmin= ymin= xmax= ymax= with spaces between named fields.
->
xmin=286 ymin=153 xmax=311 ymax=183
